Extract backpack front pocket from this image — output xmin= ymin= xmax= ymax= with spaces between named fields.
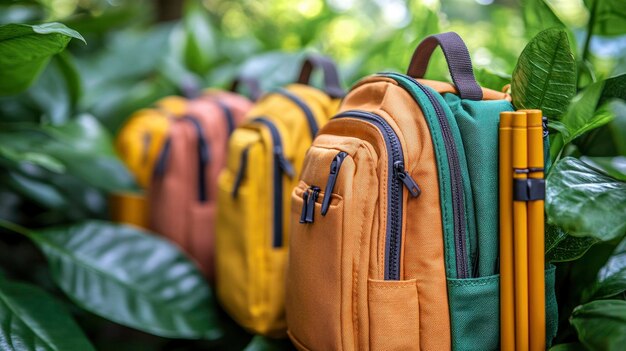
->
xmin=287 ymin=182 xmax=345 ymax=350
xmin=286 ymin=141 xmax=379 ymax=351
xmin=368 ymin=278 xmax=420 ymax=351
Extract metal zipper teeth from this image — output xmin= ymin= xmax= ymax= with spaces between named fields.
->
xmin=385 ymin=73 xmax=469 ymax=279
xmin=184 ymin=116 xmax=210 ymax=203
xmin=253 ymin=117 xmax=289 ymax=248
xmin=275 ymin=88 xmax=319 ymax=139
xmin=334 ymin=110 xmax=404 ymax=280
xmin=215 ymin=100 xmax=236 ymax=135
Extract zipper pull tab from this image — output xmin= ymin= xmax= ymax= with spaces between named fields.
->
xmin=394 ymin=161 xmax=421 ymax=197
xmin=322 ymin=151 xmax=347 ymax=215
xmin=305 ymin=186 xmax=320 ymax=223
xmin=274 ymin=145 xmax=295 ymax=178
xmin=299 ymin=190 xmax=309 ymax=224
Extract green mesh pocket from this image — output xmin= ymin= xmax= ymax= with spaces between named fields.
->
xmin=447 ymin=266 xmax=557 ymax=351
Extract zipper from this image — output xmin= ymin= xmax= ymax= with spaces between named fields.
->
xmin=305 ymin=186 xmax=320 ymax=223
xmin=253 ymin=117 xmax=295 ymax=247
xmin=275 ymin=88 xmax=319 ymax=139
xmin=300 ymin=185 xmax=321 ymax=224
xmin=215 ymin=100 xmax=236 ymax=135
xmin=184 ymin=116 xmax=210 ymax=203
xmin=151 ymin=117 xmax=210 ymax=203
xmin=299 ymin=190 xmax=310 ymax=224
xmin=321 ymin=151 xmax=348 ymax=215
xmin=334 ymin=110 xmax=420 ymax=280
xmin=231 ymin=145 xmax=251 ymax=198
xmin=384 ymin=72 xmax=470 ymax=279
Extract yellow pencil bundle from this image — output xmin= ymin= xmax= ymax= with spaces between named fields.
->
xmin=499 ymin=110 xmax=546 ymax=351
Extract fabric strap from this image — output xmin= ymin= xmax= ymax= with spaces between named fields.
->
xmin=407 ymin=32 xmax=483 ymax=100
xmin=297 ymin=55 xmax=344 ymax=98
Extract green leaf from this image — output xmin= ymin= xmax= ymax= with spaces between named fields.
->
xmin=584 ymin=237 xmax=626 ymax=301
xmin=549 ymin=343 xmax=588 ymax=351
xmin=0 ymin=220 xmax=222 ymax=340
xmin=3 ymin=171 xmax=66 ymax=209
xmin=0 ymin=145 xmax=65 ymax=173
xmin=599 ymin=74 xmax=626 ymax=106
xmin=0 ymin=277 xmax=95 ymax=351
xmin=546 ymin=157 xmax=626 ymax=241
xmin=585 ymin=0 xmax=626 ymax=36
xmin=571 ymin=300 xmax=626 ymax=351
xmin=511 ymin=28 xmax=577 ymax=119
xmin=243 ymin=335 xmax=294 ymax=351
xmin=474 ymin=67 xmax=511 ymax=91
xmin=0 ymin=22 xmax=84 ymax=95
xmin=0 ymin=115 xmax=135 ymax=193
xmin=582 ymin=157 xmax=626 ymax=182
xmin=522 ymin=0 xmax=566 ymax=38
xmin=182 ymin=0 xmax=216 ymax=75
xmin=30 ymin=23 xmax=84 ymax=42
xmin=43 ymin=114 xmax=116 ymax=156
xmin=546 ymin=223 xmax=598 ymax=263
xmin=550 ymin=82 xmax=617 ymax=146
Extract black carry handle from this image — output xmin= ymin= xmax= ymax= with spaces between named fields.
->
xmin=297 ymin=55 xmax=344 ymax=98
xmin=407 ymin=32 xmax=483 ymax=100
xmin=230 ymin=76 xmax=263 ymax=101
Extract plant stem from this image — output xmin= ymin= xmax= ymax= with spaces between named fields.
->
xmin=0 ymin=219 xmax=32 ymax=237
xmin=578 ymin=0 xmax=598 ymax=87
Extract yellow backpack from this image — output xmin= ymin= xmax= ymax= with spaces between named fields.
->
xmin=215 ymin=56 xmax=344 ymax=336
xmin=111 ymin=96 xmax=188 ymax=228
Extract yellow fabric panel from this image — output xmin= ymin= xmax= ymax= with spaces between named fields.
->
xmin=215 ymin=84 xmax=341 ymax=336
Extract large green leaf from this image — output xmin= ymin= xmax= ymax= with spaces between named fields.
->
xmin=0 ymin=115 xmax=135 ymax=192
xmin=511 ymin=28 xmax=577 ymax=119
xmin=546 ymin=157 xmax=626 ymax=241
xmin=0 ymin=220 xmax=222 ymax=340
xmin=182 ymin=0 xmax=216 ymax=75
xmin=522 ymin=0 xmax=566 ymax=38
xmin=549 ymin=82 xmax=620 ymax=160
xmin=582 ymin=157 xmax=626 ymax=181
xmin=585 ymin=0 xmax=626 ymax=36
xmin=584 ymin=237 xmax=626 ymax=301
xmin=0 ymin=277 xmax=95 ymax=351
xmin=571 ymin=300 xmax=626 ymax=351
xmin=0 ymin=22 xmax=84 ymax=95
xmin=599 ymin=74 xmax=626 ymax=106
xmin=546 ymin=223 xmax=598 ymax=263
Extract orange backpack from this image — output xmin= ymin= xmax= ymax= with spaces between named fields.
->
xmin=286 ymin=33 xmax=558 ymax=350
xmin=149 ymin=81 xmax=259 ymax=279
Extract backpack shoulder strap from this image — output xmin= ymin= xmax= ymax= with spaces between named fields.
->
xmin=297 ymin=55 xmax=344 ymax=99
xmin=407 ymin=32 xmax=482 ymax=101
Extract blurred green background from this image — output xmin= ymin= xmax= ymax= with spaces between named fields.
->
xmin=0 ymin=0 xmax=624 ymax=350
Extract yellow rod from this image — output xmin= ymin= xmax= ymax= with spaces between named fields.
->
xmin=500 ymin=111 xmax=516 ymax=351
xmin=513 ymin=111 xmax=529 ymax=351
xmin=523 ymin=109 xmax=546 ymax=351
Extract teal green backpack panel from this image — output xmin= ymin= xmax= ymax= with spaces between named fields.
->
xmin=443 ymin=94 xmax=514 ymax=277
xmin=386 ymin=73 xmax=474 ymax=279
xmin=447 ymin=266 xmax=558 ymax=351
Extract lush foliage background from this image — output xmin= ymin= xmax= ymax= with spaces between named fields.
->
xmin=0 ymin=0 xmax=624 ymax=350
